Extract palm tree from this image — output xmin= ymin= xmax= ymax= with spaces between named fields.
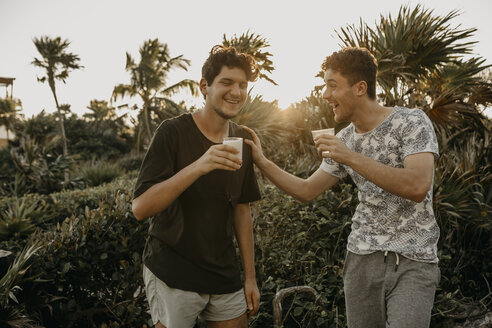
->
xmin=112 ymin=39 xmax=199 ymax=151
xmin=31 ymin=36 xmax=82 ymax=158
xmin=223 ymin=31 xmax=277 ymax=85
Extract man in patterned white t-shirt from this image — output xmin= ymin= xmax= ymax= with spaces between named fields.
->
xmin=243 ymin=47 xmax=440 ymax=327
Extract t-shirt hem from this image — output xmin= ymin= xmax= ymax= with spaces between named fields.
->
xmin=319 ymin=160 xmax=344 ymax=179
xmin=144 ymin=258 xmax=243 ymax=295
xmin=347 ymin=247 xmax=439 ymax=264
xmin=402 ymin=149 xmax=439 ymax=160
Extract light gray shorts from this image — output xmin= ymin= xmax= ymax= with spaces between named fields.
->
xmin=143 ymin=265 xmax=247 ymax=328
xmin=343 ymin=251 xmax=440 ymax=328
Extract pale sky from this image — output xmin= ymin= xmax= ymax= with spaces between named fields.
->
xmin=1 ymin=0 xmax=491 ymax=118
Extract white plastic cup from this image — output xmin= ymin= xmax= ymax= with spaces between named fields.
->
xmin=311 ymin=128 xmax=335 ymax=140
xmin=223 ymin=137 xmax=243 ymax=161
xmin=312 ymin=128 xmax=335 ymax=157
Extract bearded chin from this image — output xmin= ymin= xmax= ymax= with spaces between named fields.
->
xmin=213 ymin=106 xmax=239 ymax=120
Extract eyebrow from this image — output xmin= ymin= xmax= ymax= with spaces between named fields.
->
xmin=219 ymin=77 xmax=248 ymax=86
xmin=325 ymin=79 xmax=337 ymax=83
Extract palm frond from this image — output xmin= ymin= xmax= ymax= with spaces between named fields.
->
xmin=223 ymin=31 xmax=277 ymax=85
xmin=0 ymin=239 xmax=43 ymax=306
xmin=112 ymin=84 xmax=135 ymax=102
xmin=161 ymin=79 xmax=199 ymax=97
xmin=233 ymin=93 xmax=291 ymax=154
xmin=426 ymin=87 xmax=478 ymax=127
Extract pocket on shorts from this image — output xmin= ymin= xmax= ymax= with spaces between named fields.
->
xmin=435 ymin=265 xmax=441 ymax=286
xmin=342 ymin=251 xmax=350 ymax=279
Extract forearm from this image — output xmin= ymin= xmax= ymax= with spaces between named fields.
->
xmin=256 ymin=157 xmax=313 ymax=202
xmin=132 ymin=161 xmax=201 ymax=220
xmin=347 ymin=152 xmax=431 ymax=202
xmin=234 ymin=206 xmax=256 ymax=281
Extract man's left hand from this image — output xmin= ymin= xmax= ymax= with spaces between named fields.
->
xmin=314 ymin=135 xmax=354 ymax=165
xmin=244 ymin=278 xmax=260 ymax=318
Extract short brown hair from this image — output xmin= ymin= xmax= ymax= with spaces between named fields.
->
xmin=202 ymin=45 xmax=259 ymax=85
xmin=322 ymin=47 xmax=378 ymax=99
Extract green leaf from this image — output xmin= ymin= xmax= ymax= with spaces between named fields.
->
xmin=62 ymin=262 xmax=70 ymax=274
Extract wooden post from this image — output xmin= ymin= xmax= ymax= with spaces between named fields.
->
xmin=272 ymin=286 xmax=318 ymax=328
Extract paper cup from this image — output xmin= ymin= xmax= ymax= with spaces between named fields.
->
xmin=311 ymin=128 xmax=335 ymax=140
xmin=223 ymin=137 xmax=243 ymax=161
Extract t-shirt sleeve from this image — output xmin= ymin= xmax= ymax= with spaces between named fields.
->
xmin=133 ymin=122 xmax=176 ymax=200
xmin=401 ymin=110 xmax=439 ymax=159
xmin=237 ymin=132 xmax=261 ymax=204
xmin=238 ymin=159 xmax=261 ymax=204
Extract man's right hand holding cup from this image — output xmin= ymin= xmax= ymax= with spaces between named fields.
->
xmin=194 ymin=144 xmax=242 ymax=176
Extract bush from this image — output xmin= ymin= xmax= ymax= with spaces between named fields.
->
xmin=250 ymin=182 xmax=357 ymax=327
xmin=4 ymin=177 xmax=150 ymax=327
xmin=28 ymin=191 xmax=148 ymax=327
xmin=116 ymin=153 xmax=145 ymax=173
xmin=0 ymin=239 xmax=44 ymax=328
xmin=80 ymin=161 xmax=124 ymax=187
xmin=0 ymin=161 xmax=489 ymax=327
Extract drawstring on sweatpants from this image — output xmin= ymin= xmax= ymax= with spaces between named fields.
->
xmin=383 ymin=251 xmax=400 ymax=272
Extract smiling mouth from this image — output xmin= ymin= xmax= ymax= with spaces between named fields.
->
xmin=225 ymin=99 xmax=240 ymax=104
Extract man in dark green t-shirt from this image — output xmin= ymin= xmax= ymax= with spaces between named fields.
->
xmin=132 ymin=45 xmax=261 ymax=328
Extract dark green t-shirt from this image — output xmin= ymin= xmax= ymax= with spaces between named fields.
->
xmin=134 ymin=113 xmax=261 ymax=294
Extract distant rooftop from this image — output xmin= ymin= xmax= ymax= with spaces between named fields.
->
xmin=0 ymin=77 xmax=15 ymax=98
xmin=0 ymin=77 xmax=15 ymax=85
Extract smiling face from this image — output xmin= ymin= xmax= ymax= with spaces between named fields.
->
xmin=322 ymin=69 xmax=362 ymax=123
xmin=201 ymin=66 xmax=248 ymax=120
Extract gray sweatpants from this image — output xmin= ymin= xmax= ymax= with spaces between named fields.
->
xmin=343 ymin=251 xmax=440 ymax=328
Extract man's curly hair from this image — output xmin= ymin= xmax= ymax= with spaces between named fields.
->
xmin=202 ymin=45 xmax=259 ymax=85
xmin=322 ymin=47 xmax=378 ymax=100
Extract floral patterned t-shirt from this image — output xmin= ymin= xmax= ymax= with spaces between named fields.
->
xmin=320 ymin=106 xmax=440 ymax=263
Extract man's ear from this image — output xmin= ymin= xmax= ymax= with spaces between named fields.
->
xmin=199 ymin=78 xmax=208 ymax=98
xmin=355 ymin=81 xmax=367 ymax=97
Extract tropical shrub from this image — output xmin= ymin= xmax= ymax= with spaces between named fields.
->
xmin=80 ymin=161 xmax=124 ymax=187
xmin=26 ymin=191 xmax=148 ymax=327
xmin=7 ymin=135 xmax=72 ymax=196
xmin=0 ymin=239 xmax=44 ymax=328
xmin=250 ymin=181 xmax=357 ymax=327
xmin=66 ymin=111 xmax=132 ymax=161
xmin=432 ymin=125 xmax=492 ymax=323
xmin=0 ymin=177 xmax=150 ymax=327
xmin=116 ymin=153 xmax=145 ymax=173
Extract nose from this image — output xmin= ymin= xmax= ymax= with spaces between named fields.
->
xmin=230 ymin=83 xmax=241 ymax=97
xmin=322 ymin=87 xmax=331 ymax=100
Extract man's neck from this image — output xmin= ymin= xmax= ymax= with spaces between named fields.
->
xmin=351 ymin=100 xmax=393 ymax=133
xmin=192 ymin=108 xmax=229 ymax=143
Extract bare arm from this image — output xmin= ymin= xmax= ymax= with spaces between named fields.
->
xmin=258 ymin=160 xmax=338 ymax=202
xmin=234 ymin=203 xmax=260 ymax=318
xmin=242 ymin=126 xmax=338 ymax=202
xmin=132 ymin=144 xmax=242 ymax=220
xmin=348 ymin=152 xmax=434 ymax=202
xmin=316 ymin=135 xmax=435 ymax=202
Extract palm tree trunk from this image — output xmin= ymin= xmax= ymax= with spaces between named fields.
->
xmin=49 ymin=83 xmax=69 ymax=183
xmin=143 ymin=104 xmax=152 ymax=147
xmin=51 ymin=92 xmax=68 ymax=156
